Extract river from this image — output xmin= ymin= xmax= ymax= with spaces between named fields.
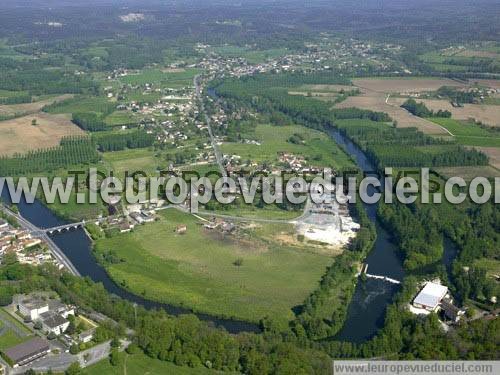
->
xmin=1 ymin=125 xmax=457 ymax=341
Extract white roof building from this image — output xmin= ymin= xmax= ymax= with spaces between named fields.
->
xmin=413 ymin=282 xmax=448 ymax=312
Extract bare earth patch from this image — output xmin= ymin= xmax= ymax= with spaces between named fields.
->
xmin=336 ymin=93 xmax=448 ymax=135
xmin=390 ymin=97 xmax=500 ymax=127
xmin=0 ymin=112 xmax=83 ymax=156
xmin=473 ymin=147 xmax=500 ymax=169
xmin=352 ymin=78 xmax=466 ymax=93
xmin=0 ymin=94 xmax=74 ymax=117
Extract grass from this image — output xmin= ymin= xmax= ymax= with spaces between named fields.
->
xmin=104 ymin=111 xmax=138 ymax=126
xmin=212 ymin=46 xmax=288 ymax=64
xmin=120 ymin=68 xmax=201 ymax=88
xmin=0 ymin=329 xmax=30 ymax=350
xmin=83 ymin=352 xmax=224 ymax=375
xmin=45 ymin=96 xmax=114 ymax=116
xmin=94 ymin=209 xmax=332 ymax=324
xmin=102 ymin=148 xmax=159 ymax=176
xmin=429 ymin=118 xmax=500 ymax=147
xmin=220 ymin=124 xmax=354 ymax=170
xmin=0 ymin=309 xmax=32 ymax=335
xmin=474 ymin=258 xmax=500 ymax=278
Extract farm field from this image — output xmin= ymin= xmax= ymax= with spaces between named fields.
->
xmin=220 ymin=123 xmax=354 ymax=169
xmin=389 ymin=97 xmax=500 ymax=127
xmin=473 ymin=147 xmax=500 ymax=169
xmin=336 ymin=93 xmax=448 ymax=135
xmin=0 ymin=94 xmax=73 ymax=118
xmin=433 ymin=166 xmax=500 ymax=181
xmin=44 ymin=96 xmax=115 ymax=116
xmin=351 ymin=77 xmax=466 ymax=93
xmin=0 ymin=112 xmax=84 ymax=156
xmin=102 ymin=148 xmax=159 ymax=176
xmin=94 ymin=209 xmax=332 ymax=324
xmin=427 ymin=118 xmax=500 ymax=147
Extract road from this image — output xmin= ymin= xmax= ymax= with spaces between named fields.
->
xmin=0 ymin=205 xmax=80 ymax=276
xmin=194 ymin=75 xmax=227 ymax=177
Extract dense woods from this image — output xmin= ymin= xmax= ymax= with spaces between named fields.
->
xmin=93 ymin=130 xmax=155 ymax=152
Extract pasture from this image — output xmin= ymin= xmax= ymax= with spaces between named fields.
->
xmin=0 ymin=112 xmax=83 ymax=156
xmin=94 ymin=209 xmax=332 ymax=323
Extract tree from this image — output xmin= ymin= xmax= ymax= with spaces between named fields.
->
xmin=47 ymin=331 xmax=57 ymax=340
xmin=31 ymin=118 xmax=37 ymax=126
xmin=233 ymin=258 xmax=243 ymax=267
xmin=34 ymin=320 xmax=43 ymax=330
xmin=109 ymin=348 xmax=122 ymax=366
xmin=69 ymin=344 xmax=79 ymax=354
xmin=65 ymin=362 xmax=81 ymax=375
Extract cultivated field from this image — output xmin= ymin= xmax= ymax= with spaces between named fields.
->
xmin=389 ymin=97 xmax=500 ymax=127
xmin=434 ymin=166 xmax=499 ymax=181
xmin=335 ymin=93 xmax=449 ymax=135
xmin=351 ymin=78 xmax=466 ymax=93
xmin=0 ymin=112 xmax=83 ymax=156
xmin=0 ymin=94 xmax=74 ymax=117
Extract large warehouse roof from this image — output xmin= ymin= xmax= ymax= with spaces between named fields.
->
xmin=413 ymin=282 xmax=448 ymax=309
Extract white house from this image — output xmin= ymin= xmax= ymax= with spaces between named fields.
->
xmin=18 ymin=298 xmax=49 ymax=321
xmin=39 ymin=312 xmax=70 ymax=335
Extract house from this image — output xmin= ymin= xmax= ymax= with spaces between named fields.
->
xmin=3 ymin=337 xmax=50 ymax=368
xmin=39 ymin=311 xmax=70 ymax=335
xmin=413 ymin=282 xmax=448 ymax=312
xmin=18 ymin=297 xmax=49 ymax=321
xmin=78 ymin=330 xmax=94 ymax=343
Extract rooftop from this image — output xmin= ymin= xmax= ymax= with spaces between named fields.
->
xmin=414 ymin=282 xmax=448 ymax=309
xmin=3 ymin=337 xmax=49 ymax=364
xmin=40 ymin=312 xmax=68 ymax=328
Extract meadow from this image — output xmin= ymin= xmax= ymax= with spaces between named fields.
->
xmin=94 ymin=209 xmax=332 ymax=324
xmin=220 ymin=123 xmax=354 ymax=170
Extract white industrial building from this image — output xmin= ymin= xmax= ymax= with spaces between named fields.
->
xmin=413 ymin=282 xmax=449 ymax=312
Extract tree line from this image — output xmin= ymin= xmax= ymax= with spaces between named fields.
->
xmin=93 ymin=130 xmax=155 ymax=152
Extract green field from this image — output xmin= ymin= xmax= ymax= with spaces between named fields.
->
xmin=220 ymin=124 xmax=354 ymax=170
xmin=84 ymin=352 xmax=224 ymax=375
xmin=429 ymin=118 xmax=500 ymax=147
xmin=212 ymin=46 xmax=288 ymax=64
xmin=102 ymin=148 xmax=159 ymax=175
xmin=44 ymin=96 xmax=114 ymax=116
xmin=94 ymin=209 xmax=331 ymax=323
xmin=104 ymin=111 xmax=138 ymax=126
xmin=120 ymin=68 xmax=201 ymax=88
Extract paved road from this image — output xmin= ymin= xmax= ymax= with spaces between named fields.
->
xmin=194 ymin=75 xmax=227 ymax=177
